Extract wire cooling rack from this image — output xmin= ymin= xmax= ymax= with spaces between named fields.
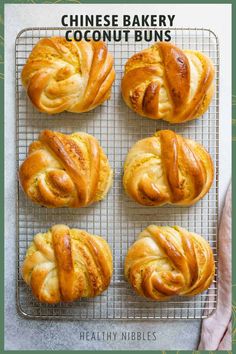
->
xmin=15 ymin=27 xmax=219 ymax=320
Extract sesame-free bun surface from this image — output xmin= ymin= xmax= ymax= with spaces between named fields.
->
xmin=21 ymin=37 xmax=115 ymax=114
xmin=125 ymin=225 xmax=215 ymax=301
xmin=123 ymin=130 xmax=213 ymax=206
xmin=22 ymin=224 xmax=113 ymax=303
xmin=121 ymin=42 xmax=214 ymax=123
xmin=19 ymin=130 xmax=113 ymax=208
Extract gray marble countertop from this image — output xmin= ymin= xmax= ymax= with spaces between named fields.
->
xmin=4 ymin=4 xmax=231 ymax=350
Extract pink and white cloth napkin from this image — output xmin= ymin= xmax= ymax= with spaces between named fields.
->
xmin=198 ymin=184 xmax=232 ymax=350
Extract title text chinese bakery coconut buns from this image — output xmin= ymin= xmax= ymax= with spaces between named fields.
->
xmin=21 ymin=37 xmax=115 ymax=114
xmin=121 ymin=42 xmax=215 ymax=123
xmin=22 ymin=224 xmax=113 ymax=303
xmin=123 ymin=130 xmax=214 ymax=206
xmin=125 ymin=225 xmax=215 ymax=300
xmin=19 ymin=130 xmax=113 ymax=208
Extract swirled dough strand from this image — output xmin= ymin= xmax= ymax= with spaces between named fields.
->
xmin=22 ymin=224 xmax=113 ymax=303
xmin=21 ymin=37 xmax=115 ymax=114
xmin=121 ymin=42 xmax=215 ymax=123
xmin=19 ymin=130 xmax=113 ymax=208
xmin=123 ymin=130 xmax=214 ymax=206
xmin=125 ymin=225 xmax=215 ymax=300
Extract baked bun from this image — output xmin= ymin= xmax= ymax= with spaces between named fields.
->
xmin=19 ymin=130 xmax=113 ymax=208
xmin=125 ymin=225 xmax=215 ymax=301
xmin=21 ymin=37 xmax=115 ymax=114
xmin=123 ymin=130 xmax=213 ymax=206
xmin=121 ymin=42 xmax=215 ymax=123
xmin=22 ymin=225 xmax=113 ymax=303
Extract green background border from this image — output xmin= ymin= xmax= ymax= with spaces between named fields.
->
xmin=1 ymin=0 xmax=234 ymax=353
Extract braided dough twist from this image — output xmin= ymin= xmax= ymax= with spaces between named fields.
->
xmin=21 ymin=37 xmax=115 ymax=114
xmin=123 ymin=130 xmax=214 ymax=206
xmin=125 ymin=225 xmax=215 ymax=300
xmin=19 ymin=130 xmax=113 ymax=208
xmin=121 ymin=42 xmax=215 ymax=123
xmin=22 ymin=224 xmax=113 ymax=303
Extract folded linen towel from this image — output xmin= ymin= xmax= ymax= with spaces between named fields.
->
xmin=198 ymin=184 xmax=232 ymax=350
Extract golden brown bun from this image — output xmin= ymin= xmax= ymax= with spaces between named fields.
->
xmin=123 ymin=130 xmax=214 ymax=206
xmin=22 ymin=224 xmax=113 ymax=303
xmin=21 ymin=37 xmax=115 ymax=114
xmin=19 ymin=130 xmax=113 ymax=208
xmin=125 ymin=225 xmax=215 ymax=301
xmin=121 ymin=42 xmax=215 ymax=123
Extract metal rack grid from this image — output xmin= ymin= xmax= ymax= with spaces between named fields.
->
xmin=15 ymin=27 xmax=219 ymax=320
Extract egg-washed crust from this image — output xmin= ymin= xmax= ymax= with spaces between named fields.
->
xmin=125 ymin=225 xmax=215 ymax=301
xmin=123 ymin=130 xmax=214 ymax=206
xmin=121 ymin=42 xmax=215 ymax=123
xmin=21 ymin=37 xmax=116 ymax=114
xmin=19 ymin=130 xmax=113 ymax=208
xmin=22 ymin=224 xmax=113 ymax=304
